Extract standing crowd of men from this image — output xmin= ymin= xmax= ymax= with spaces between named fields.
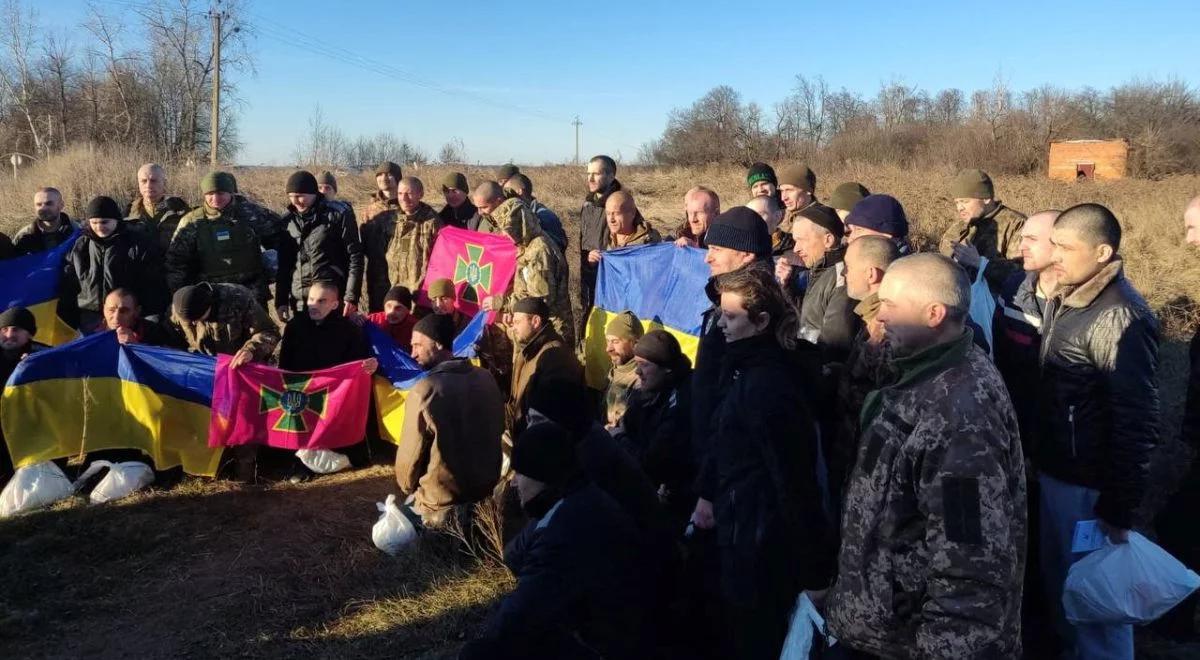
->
xmin=0 ymin=156 xmax=1197 ymax=660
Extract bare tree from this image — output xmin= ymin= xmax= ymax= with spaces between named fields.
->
xmin=0 ymin=0 xmax=43 ymax=153
xmin=439 ymin=137 xmax=466 ymax=165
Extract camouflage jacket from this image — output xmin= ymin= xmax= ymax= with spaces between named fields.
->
xmin=487 ymin=198 xmax=575 ymax=347
xmin=168 ymin=283 xmax=279 ymax=361
xmin=938 ymin=203 xmax=1026 ymax=290
xmin=828 ymin=329 xmax=1026 ymax=659
xmin=384 ymin=202 xmax=444 ymax=297
xmin=359 ymin=202 xmax=397 ymax=311
xmin=167 ymin=198 xmax=283 ymax=303
xmin=603 ymin=359 xmax=639 ymax=427
xmin=363 ymin=191 xmax=399 ymax=227
xmin=128 ymin=196 xmax=191 ymax=254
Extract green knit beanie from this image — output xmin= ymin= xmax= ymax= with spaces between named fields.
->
xmin=829 ymin=182 xmax=871 ymax=211
xmin=441 ymin=172 xmax=468 ymax=192
xmin=604 ymin=310 xmax=643 ymax=341
xmin=777 ymin=164 xmax=816 ymax=193
xmin=200 ymin=171 xmax=238 ymax=195
xmin=950 ymin=169 xmax=994 ymax=200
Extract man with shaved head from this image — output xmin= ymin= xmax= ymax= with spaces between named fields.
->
xmin=828 ymin=253 xmax=1026 ymax=659
xmin=126 ymin=163 xmax=191 ymax=253
xmin=579 ymin=155 xmax=621 ymax=328
xmin=14 ymin=187 xmax=79 ymax=255
xmin=1034 ymin=203 xmax=1158 ymax=659
xmin=593 ymin=191 xmax=659 ymax=259
xmin=1154 ymin=194 xmax=1200 ymax=641
xmin=674 ymin=186 xmax=720 ymax=248
xmin=470 ymin=181 xmax=507 ymax=233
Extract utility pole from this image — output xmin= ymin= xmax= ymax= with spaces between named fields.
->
xmin=572 ymin=116 xmax=582 ymax=165
xmin=209 ymin=6 xmax=221 ymax=166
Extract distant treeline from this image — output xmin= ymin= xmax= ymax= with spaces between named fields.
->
xmin=639 ymin=76 xmax=1200 ymax=177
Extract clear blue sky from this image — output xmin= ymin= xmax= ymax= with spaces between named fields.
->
xmin=57 ymin=0 xmax=1200 ymax=165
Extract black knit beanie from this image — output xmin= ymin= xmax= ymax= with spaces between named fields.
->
xmin=383 ymin=285 xmax=413 ymax=309
xmin=704 ymin=206 xmax=772 ymax=258
xmin=84 ymin=196 xmax=122 ymax=221
xmin=527 ymin=378 xmax=592 ymax=436
xmin=413 ymin=313 xmax=456 ymax=349
xmin=634 ymin=329 xmax=691 ymax=371
xmin=798 ymin=204 xmax=845 ymax=242
xmin=746 ymin=162 xmax=778 ymax=189
xmin=0 ymin=306 xmax=37 ymax=335
xmin=512 ymin=421 xmax=580 ymax=485
xmin=512 ymin=297 xmax=551 ymax=319
xmin=172 ymin=284 xmax=214 ymax=321
xmin=286 ymin=171 xmax=319 ymax=195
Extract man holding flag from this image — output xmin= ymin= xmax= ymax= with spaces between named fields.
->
xmin=395 ymin=313 xmax=504 ymax=528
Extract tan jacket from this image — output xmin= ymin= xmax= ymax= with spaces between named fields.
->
xmin=396 ymin=358 xmax=505 ymax=521
xmin=507 ymin=325 xmax=583 ymax=433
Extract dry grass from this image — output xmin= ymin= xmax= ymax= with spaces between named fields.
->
xmin=1 ymin=148 xmax=1198 ymax=657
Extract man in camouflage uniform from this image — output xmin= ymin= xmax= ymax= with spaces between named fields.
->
xmin=363 ymin=161 xmax=402 ymax=226
xmin=127 ymin=163 xmax=191 ymax=254
xmin=373 ymin=176 xmax=443 ymax=309
xmin=167 ymin=171 xmax=283 ymax=306
xmin=477 ymin=182 xmax=575 ymax=347
xmin=168 ymin=282 xmax=279 ymax=364
xmin=827 ymin=253 xmax=1026 ymax=659
xmin=939 ymin=168 xmax=1026 ymax=290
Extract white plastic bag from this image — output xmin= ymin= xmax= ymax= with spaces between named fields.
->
xmin=780 ymin=592 xmax=837 ymax=660
xmin=73 ymin=460 xmax=155 ymax=504
xmin=1063 ymin=532 xmax=1200 ymax=625
xmin=372 ymin=494 xmax=417 ymax=555
xmin=968 ymin=256 xmax=997 ymax=355
xmin=0 ymin=461 xmax=74 ymax=516
xmin=295 ymin=449 xmax=350 ymax=475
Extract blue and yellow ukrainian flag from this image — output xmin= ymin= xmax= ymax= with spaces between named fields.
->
xmin=0 ymin=230 xmax=80 ymax=346
xmin=583 ymin=242 xmax=711 ymax=389
xmin=2 ymin=331 xmax=223 ymax=476
xmin=366 ymin=312 xmax=488 ymax=444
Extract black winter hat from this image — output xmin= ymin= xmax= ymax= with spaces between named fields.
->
xmin=0 ymin=306 xmax=36 ymax=335
xmin=512 ymin=297 xmax=551 ymax=319
xmin=172 ymin=284 xmax=214 ymax=321
xmin=704 ymin=206 xmax=772 ymax=258
xmin=798 ymin=204 xmax=845 ymax=242
xmin=512 ymin=421 xmax=580 ymax=485
xmin=286 ymin=171 xmax=319 ymax=195
xmin=527 ymin=378 xmax=592 ymax=435
xmin=746 ymin=162 xmax=778 ymax=189
xmin=413 ymin=313 xmax=456 ymax=349
xmin=84 ymin=196 xmax=122 ymax=221
xmin=634 ymin=329 xmax=691 ymax=372
xmin=383 ymin=285 xmax=413 ymax=309
xmin=845 ymin=194 xmax=910 ymax=239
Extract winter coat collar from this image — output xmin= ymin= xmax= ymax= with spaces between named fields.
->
xmin=585 ymin=179 xmax=622 ymax=206
xmin=610 ymin=212 xmax=652 ymax=247
xmin=1054 ymin=259 xmax=1124 ymax=310
xmin=860 ymin=328 xmax=973 ymax=430
xmin=853 ymin=292 xmax=881 ymax=323
xmin=428 ymin=357 xmax=473 ymax=377
xmin=520 ymin=323 xmax=564 ymax=359
xmin=398 ymin=202 xmax=437 ymax=224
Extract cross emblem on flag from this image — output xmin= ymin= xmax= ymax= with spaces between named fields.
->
xmin=259 ymin=373 xmax=329 ymax=433
xmin=453 ymin=243 xmax=494 ymax=304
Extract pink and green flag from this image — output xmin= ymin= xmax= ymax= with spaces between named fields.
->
xmin=417 ymin=226 xmax=517 ymax=321
xmin=208 ymin=356 xmax=372 ymax=450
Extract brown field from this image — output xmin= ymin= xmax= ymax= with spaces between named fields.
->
xmin=0 ymin=146 xmax=1198 ymax=658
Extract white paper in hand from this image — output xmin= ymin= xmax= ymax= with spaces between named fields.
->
xmin=372 ymin=494 xmax=417 ymax=556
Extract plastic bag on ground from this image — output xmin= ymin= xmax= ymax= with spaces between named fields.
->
xmin=780 ymin=592 xmax=837 ymax=660
xmin=0 ymin=461 xmax=74 ymax=516
xmin=1063 ymin=531 xmax=1200 ymax=625
xmin=74 ymin=460 xmax=155 ymax=504
xmin=372 ymin=493 xmax=417 ymax=555
xmin=296 ymin=449 xmax=351 ymax=475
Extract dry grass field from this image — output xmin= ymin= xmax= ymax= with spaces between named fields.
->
xmin=0 ymin=146 xmax=1198 ymax=658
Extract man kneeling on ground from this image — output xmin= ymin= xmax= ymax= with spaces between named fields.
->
xmin=396 ymin=313 xmax=505 ymax=529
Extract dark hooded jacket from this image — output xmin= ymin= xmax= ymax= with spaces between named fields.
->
xmin=278 ymin=308 xmax=370 ymax=372
xmin=63 ymin=221 xmax=167 ymax=317
xmin=277 ymin=195 xmax=365 ymax=308
xmin=13 ymin=214 xmax=78 ymax=255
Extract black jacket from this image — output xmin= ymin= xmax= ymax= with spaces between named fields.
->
xmin=278 ymin=197 xmax=364 ymax=308
xmin=1186 ymin=327 xmax=1200 ymax=453
xmin=616 ymin=374 xmax=695 ymax=520
xmin=691 ymin=259 xmax=773 ymax=500
xmin=797 ymin=245 xmax=860 ymax=364
xmin=0 ymin=232 xmax=13 ymax=260
xmin=578 ymin=180 xmax=620 ymax=257
xmin=63 ymin=223 xmax=166 ymax=317
xmin=438 ymin=199 xmax=478 ymax=229
xmin=711 ymin=334 xmax=834 ymax=596
xmin=993 ymin=271 xmax=1046 ymax=453
xmin=479 ymin=481 xmax=652 ymax=660
xmin=1035 ymin=260 xmax=1160 ymax=529
xmin=278 ymin=309 xmax=370 ymax=372
xmin=13 ymin=215 xmax=77 ymax=255
xmin=575 ymin=422 xmax=665 ymax=538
